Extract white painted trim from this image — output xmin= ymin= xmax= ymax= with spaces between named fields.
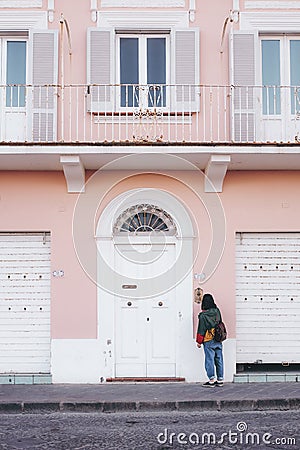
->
xmin=60 ymin=155 xmax=85 ymax=193
xmin=0 ymin=0 xmax=42 ymax=7
xmin=96 ymin=189 xmax=194 ymax=238
xmin=101 ymin=0 xmax=185 ymax=6
xmin=240 ymin=12 xmax=300 ymax=32
xmin=205 ymin=155 xmax=231 ymax=193
xmin=48 ymin=0 xmax=54 ymax=23
xmin=245 ymin=1 xmax=300 ymax=8
xmin=0 ymin=11 xmax=47 ymax=30
xmin=91 ymin=0 xmax=97 ymax=22
xmin=51 ymin=339 xmax=102 ymax=383
xmin=96 ymin=188 xmax=195 ymax=380
xmin=189 ymin=0 xmax=195 ymax=22
xmin=98 ymin=11 xmax=189 ymax=29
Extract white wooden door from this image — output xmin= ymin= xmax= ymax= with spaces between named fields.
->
xmin=236 ymin=232 xmax=300 ymax=364
xmin=114 ymin=243 xmax=176 ymax=377
xmin=260 ymin=36 xmax=300 ymax=142
xmin=0 ymin=232 xmax=51 ymax=373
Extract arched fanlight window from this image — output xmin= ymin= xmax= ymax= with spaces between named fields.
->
xmin=113 ymin=204 xmax=177 ymax=235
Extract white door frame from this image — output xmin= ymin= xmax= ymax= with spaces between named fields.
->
xmin=96 ymin=188 xmax=195 ymax=380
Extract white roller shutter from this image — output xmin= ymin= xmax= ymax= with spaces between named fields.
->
xmin=236 ymin=232 xmax=300 ymax=364
xmin=0 ymin=232 xmax=51 ymax=374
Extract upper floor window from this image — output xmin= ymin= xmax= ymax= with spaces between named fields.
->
xmin=117 ymin=34 xmax=168 ymax=108
xmin=87 ymin=24 xmax=199 ymax=113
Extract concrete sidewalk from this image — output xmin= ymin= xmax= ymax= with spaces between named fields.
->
xmin=0 ymin=382 xmax=299 ymax=413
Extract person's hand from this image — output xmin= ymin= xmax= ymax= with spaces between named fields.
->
xmin=197 ymin=343 xmax=201 ymax=348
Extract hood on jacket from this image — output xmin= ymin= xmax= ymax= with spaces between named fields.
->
xmin=197 ymin=307 xmax=221 ymax=339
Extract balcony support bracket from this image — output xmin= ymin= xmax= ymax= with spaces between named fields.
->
xmin=205 ymin=155 xmax=231 ymax=193
xmin=60 ymin=155 xmax=85 ymax=193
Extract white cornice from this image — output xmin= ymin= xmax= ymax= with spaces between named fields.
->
xmin=0 ymin=0 xmax=42 ymax=6
xmin=101 ymin=0 xmax=184 ymax=6
xmin=98 ymin=11 xmax=189 ymax=28
xmin=240 ymin=11 xmax=300 ymax=31
xmin=0 ymin=11 xmax=47 ymax=29
xmin=245 ymin=1 xmax=300 ymax=8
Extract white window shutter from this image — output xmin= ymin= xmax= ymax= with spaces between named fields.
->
xmin=230 ymin=31 xmax=259 ymax=142
xmin=87 ymin=28 xmax=114 ymax=113
xmin=172 ymin=28 xmax=200 ymax=112
xmin=28 ymin=30 xmax=58 ymax=142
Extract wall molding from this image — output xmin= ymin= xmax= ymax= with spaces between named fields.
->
xmin=101 ymin=0 xmax=184 ymax=6
xmin=245 ymin=1 xmax=300 ymax=8
xmin=98 ymin=11 xmax=189 ymax=28
xmin=240 ymin=11 xmax=300 ymax=31
xmin=0 ymin=0 xmax=42 ymax=7
xmin=0 ymin=11 xmax=47 ymax=29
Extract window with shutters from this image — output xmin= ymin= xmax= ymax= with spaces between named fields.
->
xmin=0 ymin=12 xmax=58 ymax=142
xmin=0 ymin=29 xmax=58 ymax=142
xmin=233 ymin=13 xmax=300 ymax=142
xmin=87 ymin=23 xmax=199 ymax=113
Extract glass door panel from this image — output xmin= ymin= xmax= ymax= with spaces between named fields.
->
xmin=262 ymin=40 xmax=281 ymax=115
xmin=120 ymin=38 xmax=139 ymax=107
xmin=290 ymin=40 xmax=300 ymax=114
xmin=147 ymin=38 xmax=166 ymax=107
xmin=6 ymin=41 xmax=26 ymax=107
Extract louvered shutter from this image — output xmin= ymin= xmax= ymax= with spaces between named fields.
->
xmin=87 ymin=28 xmax=113 ymax=112
xmin=172 ymin=28 xmax=200 ymax=112
xmin=28 ymin=30 xmax=58 ymax=142
xmin=230 ymin=31 xmax=258 ymax=142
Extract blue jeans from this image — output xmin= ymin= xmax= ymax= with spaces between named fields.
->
xmin=203 ymin=339 xmax=224 ymax=381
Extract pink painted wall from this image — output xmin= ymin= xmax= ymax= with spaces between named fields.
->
xmin=0 ymin=171 xmax=97 ymax=339
xmin=52 ymin=0 xmax=232 ymax=90
xmin=0 ymin=170 xmax=299 ymax=340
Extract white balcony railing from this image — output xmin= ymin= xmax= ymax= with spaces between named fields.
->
xmin=1 ymin=84 xmax=300 ymax=144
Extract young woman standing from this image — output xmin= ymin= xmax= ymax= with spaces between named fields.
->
xmin=196 ymin=293 xmax=224 ymax=387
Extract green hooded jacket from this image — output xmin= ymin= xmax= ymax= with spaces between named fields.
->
xmin=196 ymin=307 xmax=221 ymax=344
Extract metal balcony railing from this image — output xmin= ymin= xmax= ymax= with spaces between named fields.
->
xmin=1 ymin=84 xmax=300 ymax=144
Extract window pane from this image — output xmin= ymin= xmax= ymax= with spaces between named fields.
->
xmin=147 ymin=38 xmax=166 ymax=107
xmin=262 ymin=40 xmax=281 ymax=115
xmin=6 ymin=41 xmax=26 ymax=107
xmin=120 ymin=38 xmax=139 ymax=107
xmin=290 ymin=40 xmax=300 ymax=114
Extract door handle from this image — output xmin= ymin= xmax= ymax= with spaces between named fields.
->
xmin=146 ymin=317 xmax=150 ymax=322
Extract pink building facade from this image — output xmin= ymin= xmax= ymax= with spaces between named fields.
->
xmin=0 ymin=0 xmax=299 ymax=384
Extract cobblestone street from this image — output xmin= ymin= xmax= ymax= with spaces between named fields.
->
xmin=0 ymin=410 xmax=299 ymax=450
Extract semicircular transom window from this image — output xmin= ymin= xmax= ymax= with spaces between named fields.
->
xmin=113 ymin=204 xmax=177 ymax=235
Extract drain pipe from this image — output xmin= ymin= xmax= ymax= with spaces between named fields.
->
xmin=59 ymin=14 xmax=72 ymax=141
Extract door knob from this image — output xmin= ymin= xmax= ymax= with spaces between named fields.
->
xmin=146 ymin=317 xmax=150 ymax=322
